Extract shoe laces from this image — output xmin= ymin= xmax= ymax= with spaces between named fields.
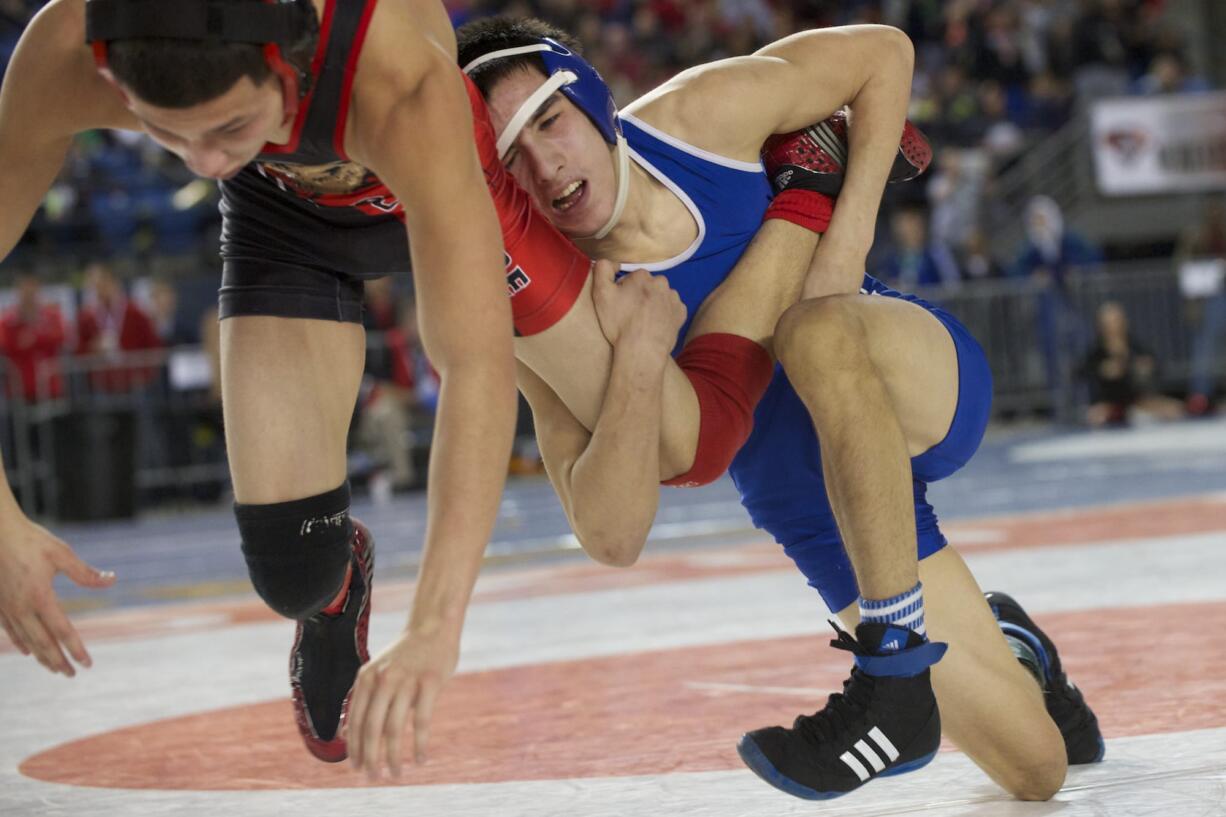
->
xmin=793 ymin=627 xmax=876 ymax=744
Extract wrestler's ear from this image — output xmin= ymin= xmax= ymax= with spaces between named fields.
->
xmin=97 ymin=66 xmax=133 ymax=108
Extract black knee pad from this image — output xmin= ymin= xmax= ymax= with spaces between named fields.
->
xmin=236 ymin=482 xmax=353 ymax=620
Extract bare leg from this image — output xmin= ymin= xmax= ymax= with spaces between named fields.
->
xmin=221 ymin=316 xmax=365 ymax=503
xmin=774 ymin=294 xmax=957 ymax=599
xmin=837 ymin=547 xmax=1067 ymax=800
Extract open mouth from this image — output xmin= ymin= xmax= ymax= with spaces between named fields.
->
xmin=551 ymin=180 xmax=587 ymax=213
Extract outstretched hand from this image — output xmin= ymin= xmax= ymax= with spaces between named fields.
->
xmin=347 ymin=624 xmax=460 ymax=779
xmin=0 ymin=513 xmax=115 ymax=675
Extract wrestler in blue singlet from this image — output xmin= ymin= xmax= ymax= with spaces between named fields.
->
xmin=618 ymin=113 xmax=995 ymax=614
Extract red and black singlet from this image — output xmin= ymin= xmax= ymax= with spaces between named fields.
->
xmin=250 ymin=0 xmax=398 ymax=218
xmin=219 ymin=0 xmax=412 ymax=276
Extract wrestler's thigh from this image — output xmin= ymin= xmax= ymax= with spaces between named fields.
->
xmin=837 ymin=546 xmax=1066 ymax=796
xmin=221 ymin=315 xmax=365 ymax=504
xmin=805 ymin=295 xmax=960 ymax=457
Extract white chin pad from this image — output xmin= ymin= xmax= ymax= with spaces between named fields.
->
xmin=496 ymin=71 xmax=577 ymax=160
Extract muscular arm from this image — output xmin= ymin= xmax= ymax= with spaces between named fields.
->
xmin=350 ymin=24 xmax=515 ymax=637
xmin=632 ymin=24 xmax=915 ymax=295
xmin=517 ymin=348 xmax=665 ymax=567
xmin=524 ymin=26 xmax=913 ymax=468
xmin=516 ymin=267 xmax=684 ymax=564
xmin=515 ymin=277 xmax=699 ymax=478
xmin=0 ymin=0 xmax=136 ymax=261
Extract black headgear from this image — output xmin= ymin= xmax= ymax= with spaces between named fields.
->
xmin=84 ymin=0 xmax=318 ymax=119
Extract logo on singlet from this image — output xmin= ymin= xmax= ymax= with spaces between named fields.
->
xmin=505 ymin=252 xmax=531 ymax=297
xmin=356 ymin=194 xmax=402 ymax=214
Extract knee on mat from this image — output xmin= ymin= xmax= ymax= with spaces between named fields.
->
xmin=775 ymin=296 xmax=866 ymax=373
xmin=1001 ymin=753 xmax=1067 ymax=801
xmin=234 ymin=484 xmax=355 ymax=620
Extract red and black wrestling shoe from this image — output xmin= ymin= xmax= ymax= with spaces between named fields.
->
xmin=761 ymin=110 xmax=933 ymax=197
xmin=289 ymin=519 xmax=374 ymax=762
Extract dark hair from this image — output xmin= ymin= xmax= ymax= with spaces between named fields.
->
xmin=108 ymin=40 xmax=272 ymax=108
xmin=456 ymin=16 xmax=583 ymax=99
xmin=105 ymin=0 xmax=317 ymax=109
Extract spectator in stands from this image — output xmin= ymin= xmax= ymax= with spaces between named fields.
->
xmin=926 ymin=147 xmax=990 ymax=252
xmin=143 ymin=278 xmax=201 ymax=487
xmin=148 ymin=278 xmax=195 ymax=348
xmin=1070 ymin=0 xmax=1139 ymax=98
xmin=977 ymin=79 xmax=1026 ymax=169
xmin=1011 ymin=195 xmax=1102 ymax=418
xmin=1024 ymin=70 xmax=1074 ymax=132
xmin=1 ymin=272 xmax=66 ymax=403
xmin=961 ymin=228 xmax=1004 ymax=281
xmin=1132 ymin=51 xmax=1211 ymax=96
xmin=75 ymin=262 xmax=161 ymax=393
xmin=1011 ymin=195 xmax=1102 ymax=287
xmin=356 ymin=298 xmax=436 ymax=493
xmin=1081 ymin=301 xmax=1184 ymax=426
xmin=969 ymin=3 xmax=1031 ymax=90
xmin=362 ymin=275 xmax=401 ymax=333
xmin=1180 ymin=198 xmax=1226 ymax=415
xmin=1 ymin=271 xmax=65 ymax=512
xmin=929 ymin=64 xmax=983 ymax=147
xmin=878 ymin=207 xmax=961 ymax=291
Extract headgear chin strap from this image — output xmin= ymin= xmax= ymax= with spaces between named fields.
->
xmin=84 ymin=0 xmax=317 ymax=122
xmin=591 ymin=135 xmax=630 ymax=241
xmin=464 ymin=38 xmax=629 ymax=240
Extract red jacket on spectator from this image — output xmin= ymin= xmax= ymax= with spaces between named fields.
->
xmin=1 ymin=304 xmax=66 ymax=401
xmin=75 ymin=298 xmax=162 ymax=392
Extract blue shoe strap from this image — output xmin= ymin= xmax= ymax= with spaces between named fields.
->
xmin=854 ymin=641 xmax=948 ymax=677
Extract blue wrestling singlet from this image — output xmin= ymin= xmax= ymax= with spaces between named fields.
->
xmin=619 ymin=114 xmax=995 ymax=613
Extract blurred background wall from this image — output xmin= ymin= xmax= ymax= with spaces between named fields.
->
xmin=1 ymin=0 xmax=1223 ymax=520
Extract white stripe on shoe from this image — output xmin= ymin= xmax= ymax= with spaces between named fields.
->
xmin=854 ymin=739 xmax=886 ymax=772
xmin=839 ymin=726 xmax=904 ymax=783
xmin=869 ymin=726 xmax=900 ymax=762
xmin=840 ymin=750 xmax=871 ymax=782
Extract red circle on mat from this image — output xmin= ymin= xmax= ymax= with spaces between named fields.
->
xmin=20 ymin=603 xmax=1226 ymax=790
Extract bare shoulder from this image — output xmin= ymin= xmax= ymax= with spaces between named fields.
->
xmin=351 ymin=0 xmax=455 ymax=95
xmin=343 ymin=0 xmax=457 ymax=151
xmin=621 ymin=57 xmax=770 ymax=164
xmin=2 ymin=0 xmax=137 ymax=136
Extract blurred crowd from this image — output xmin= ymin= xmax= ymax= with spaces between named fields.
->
xmin=0 ymin=263 xmax=440 ymax=511
xmin=2 ymin=0 xmax=1216 ymax=282
xmin=443 ymin=0 xmax=1214 ymax=288
xmin=1 ymin=0 xmax=1223 ymax=516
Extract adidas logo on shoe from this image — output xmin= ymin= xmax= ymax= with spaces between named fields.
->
xmin=838 ymin=726 xmax=900 ymax=782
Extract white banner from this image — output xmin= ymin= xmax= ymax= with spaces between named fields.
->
xmin=1090 ymin=91 xmax=1226 ymax=196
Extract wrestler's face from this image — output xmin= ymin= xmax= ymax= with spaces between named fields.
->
xmin=486 ymin=67 xmax=618 ymax=238
xmin=125 ymin=76 xmax=285 ymax=180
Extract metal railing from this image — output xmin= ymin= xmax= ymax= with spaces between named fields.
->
xmin=3 ymin=347 xmax=227 ymax=520
xmin=915 ymin=259 xmax=1217 ymax=416
xmin=3 ymin=269 xmax=1221 ymax=520
xmin=985 ymin=114 xmax=1093 ymax=260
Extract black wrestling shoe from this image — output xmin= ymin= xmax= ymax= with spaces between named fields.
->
xmin=985 ymin=591 xmax=1105 ymax=765
xmin=737 ymin=623 xmax=947 ymax=800
xmin=290 ymin=520 xmax=374 ymax=762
